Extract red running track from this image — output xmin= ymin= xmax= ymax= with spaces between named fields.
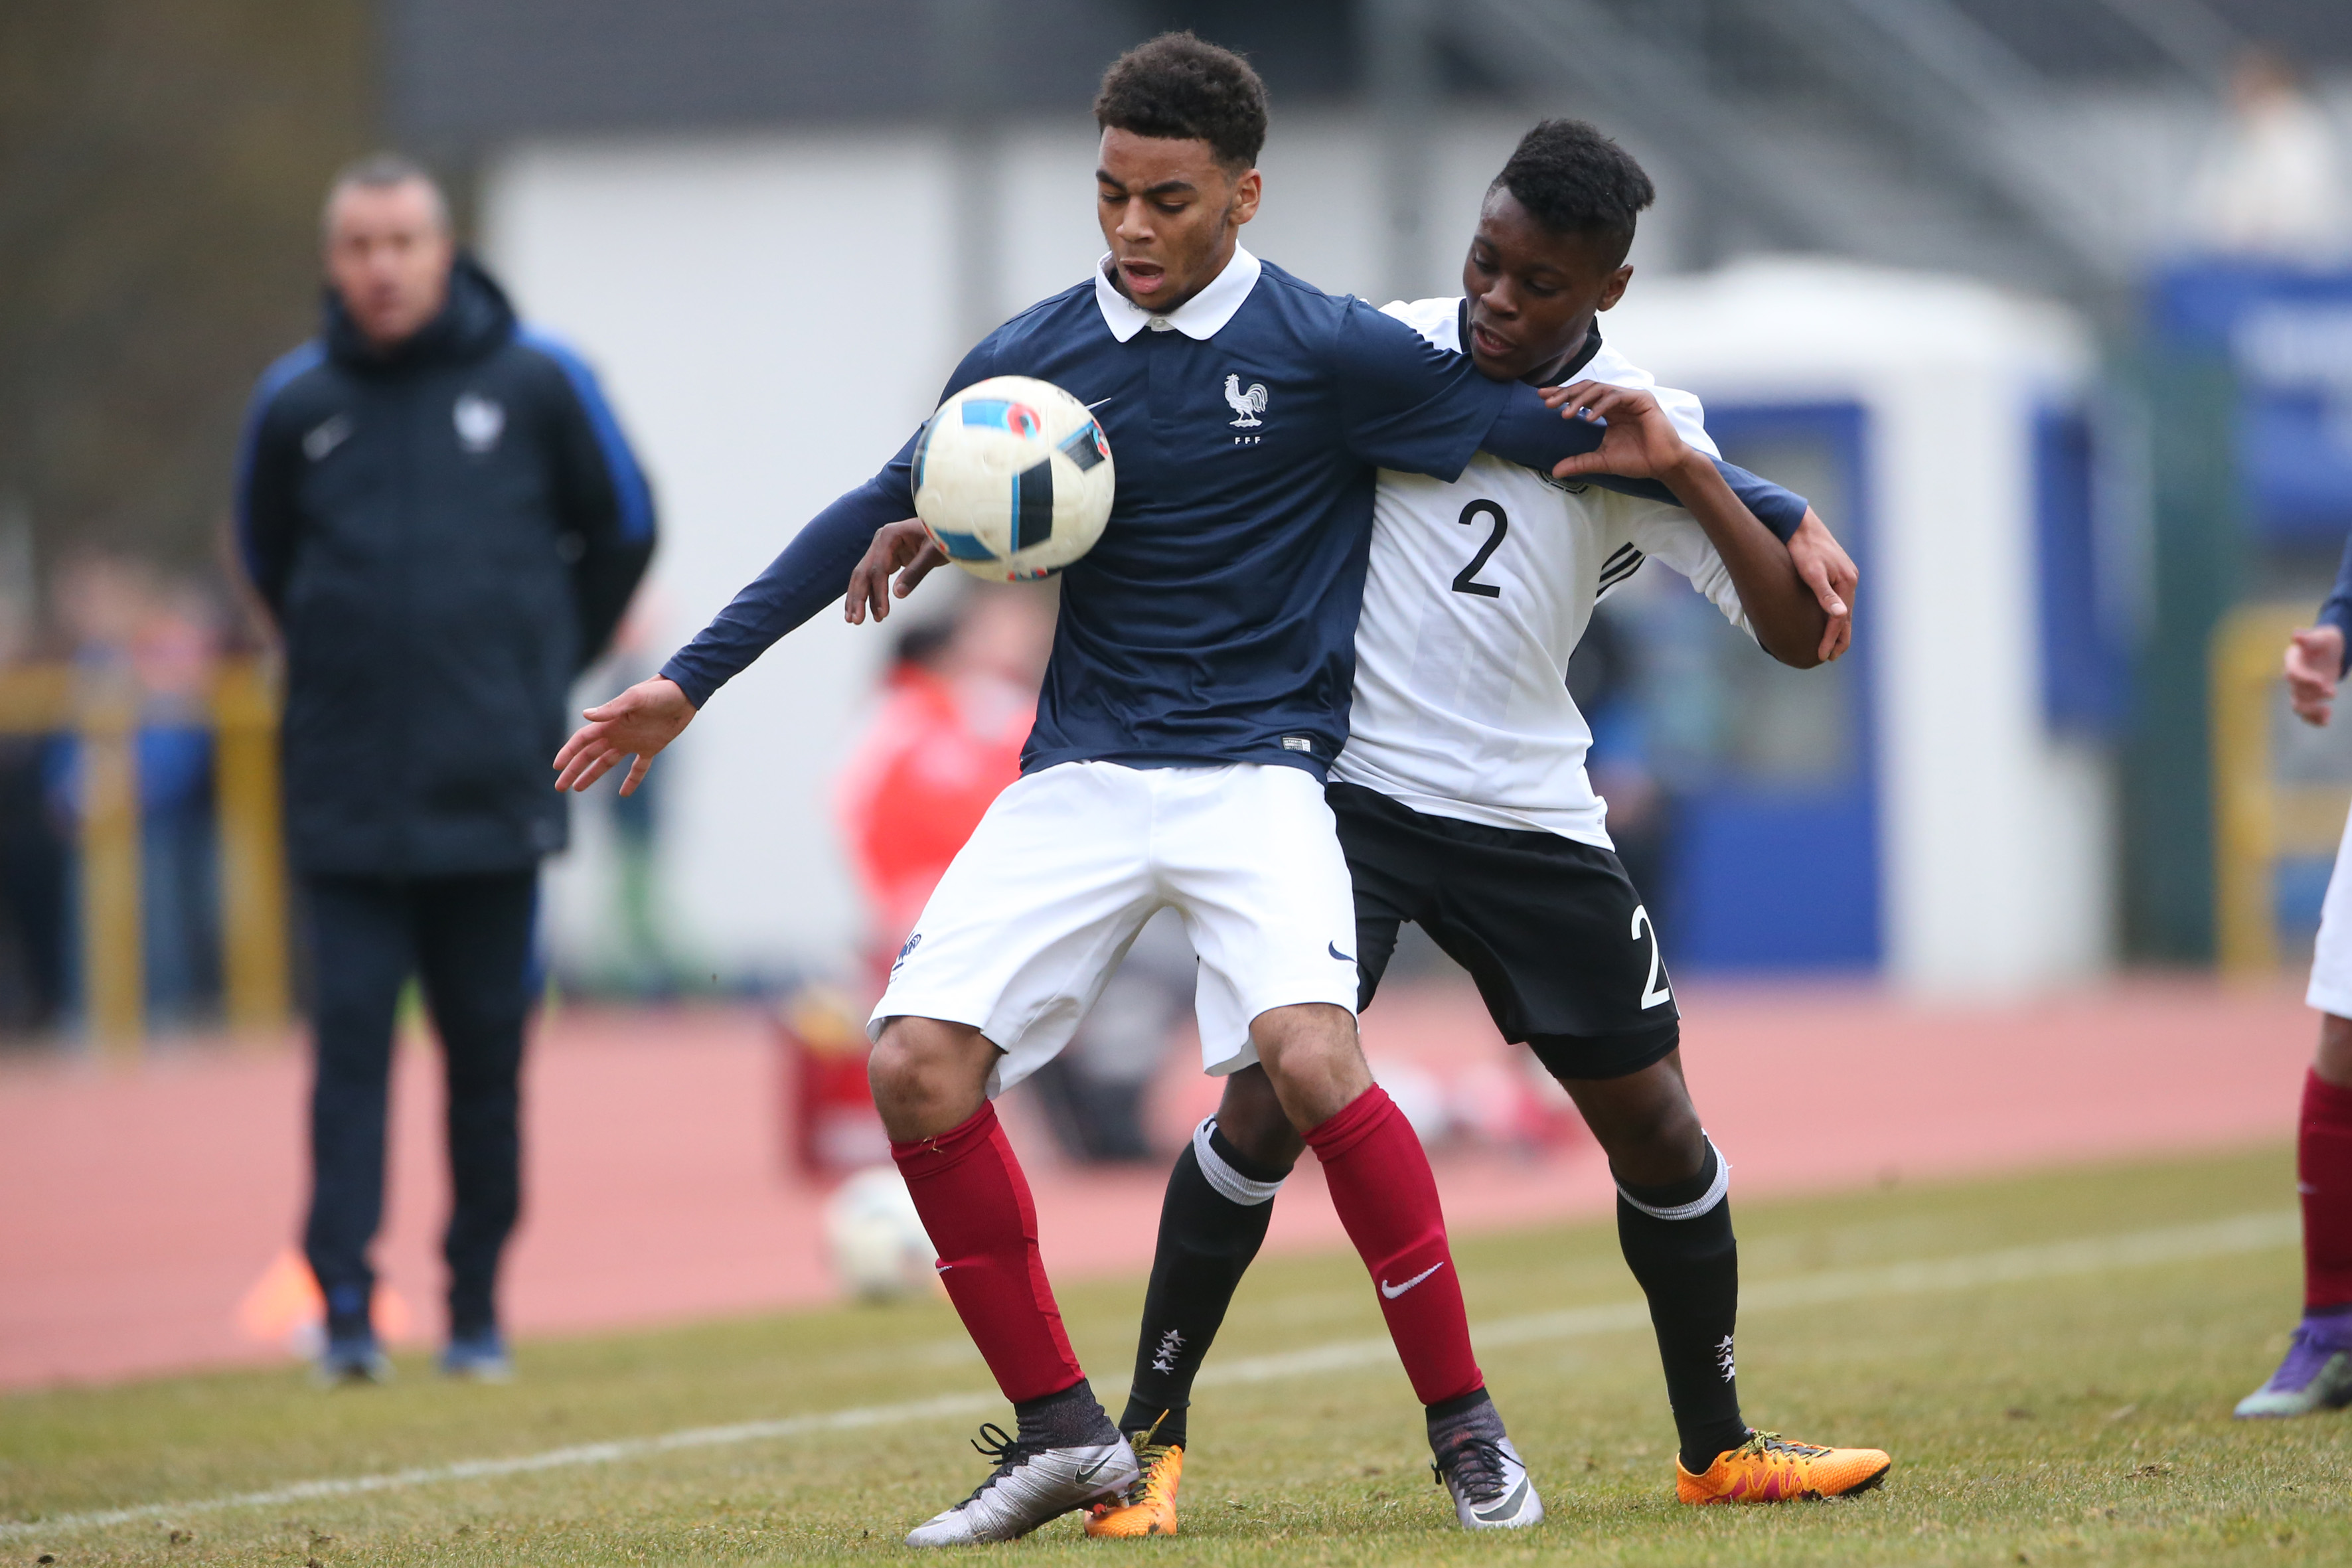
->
xmin=0 ymin=977 xmax=2318 ymax=1389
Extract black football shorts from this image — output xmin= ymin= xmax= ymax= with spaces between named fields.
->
xmin=1328 ymin=781 xmax=1680 ymax=1081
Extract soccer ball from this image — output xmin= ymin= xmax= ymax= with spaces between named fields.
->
xmin=823 ymin=1165 xmax=941 ymax=1302
xmin=913 ymin=375 xmax=1115 ymax=582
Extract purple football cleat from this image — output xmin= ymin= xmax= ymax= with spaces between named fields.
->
xmin=2236 ymin=1308 xmax=2352 ymax=1419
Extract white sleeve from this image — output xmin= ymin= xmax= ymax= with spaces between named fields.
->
xmin=1579 ymin=343 xmax=1720 ymax=459
xmin=1610 ymin=495 xmax=1755 ymax=640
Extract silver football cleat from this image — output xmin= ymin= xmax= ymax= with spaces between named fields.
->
xmin=1433 ymin=1431 xmax=1545 ymax=1530
xmin=905 ymin=1424 xmax=1138 ymax=1546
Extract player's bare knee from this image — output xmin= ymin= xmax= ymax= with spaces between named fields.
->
xmin=2320 ymin=1013 xmax=2352 ymax=1087
xmin=1216 ymin=1065 xmax=1304 ymax=1171
xmin=1252 ymin=1003 xmax=1373 ymax=1130
xmin=865 ymin=1026 xmax=925 ymax=1119
xmin=1570 ymin=1063 xmax=1707 ymax=1186
xmin=1603 ymin=1103 xmax=1706 ymax=1187
xmin=868 ymin=1017 xmax=991 ymax=1137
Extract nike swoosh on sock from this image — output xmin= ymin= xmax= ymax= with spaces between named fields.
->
xmin=1380 ymin=1262 xmax=1446 ymax=1299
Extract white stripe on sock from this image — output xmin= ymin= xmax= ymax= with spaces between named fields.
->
xmin=1193 ymin=1117 xmax=1285 ymax=1207
xmin=1616 ymin=1135 xmax=1730 ymax=1221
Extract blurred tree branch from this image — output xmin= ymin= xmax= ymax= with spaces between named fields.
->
xmin=0 ymin=1 xmax=373 ymax=609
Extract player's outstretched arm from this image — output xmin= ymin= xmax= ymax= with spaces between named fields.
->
xmin=1489 ymin=379 xmax=1817 ymax=551
xmin=1788 ymin=510 xmax=1857 ymax=663
xmin=655 ymin=333 xmax=1012 ymax=708
xmin=554 ymin=676 xmax=695 ymax=797
xmin=846 ymin=519 xmax=951 ymax=625
xmin=1549 ymin=379 xmax=1828 ymax=668
xmin=1526 ymin=381 xmax=1812 ymax=542
xmin=553 ymin=516 xmax=951 ymax=797
xmin=1332 ymin=302 xmax=1813 ymax=544
xmin=554 ymin=437 xmax=924 ymax=798
xmin=559 ymin=335 xmax=1014 ymax=793
xmin=2288 ymin=627 xmax=2345 ymax=727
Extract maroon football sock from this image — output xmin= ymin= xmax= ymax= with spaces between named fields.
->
xmin=2301 ymin=1069 xmax=2352 ymax=1311
xmin=891 ymin=1102 xmax=1084 ymax=1403
xmin=1304 ymin=1084 xmax=1484 ymax=1406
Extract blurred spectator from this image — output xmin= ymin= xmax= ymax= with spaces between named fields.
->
xmin=235 ymin=154 xmax=655 ymax=1382
xmin=0 ymin=550 xmax=67 ymax=1034
xmin=2189 ymin=49 xmax=2349 ymax=261
xmin=40 ymin=552 xmax=227 ymax=1029
xmin=1027 ymin=908 xmax=1192 ymax=1163
xmin=836 ymin=586 xmax=1056 ymax=979
xmin=128 ymin=580 xmax=227 ymax=1024
xmin=0 ymin=745 xmax=67 ymax=1037
xmin=834 ymin=585 xmax=1185 ymax=1162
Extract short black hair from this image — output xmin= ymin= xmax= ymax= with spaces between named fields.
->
xmin=1492 ymin=119 xmax=1654 ymax=266
xmin=323 ymin=151 xmax=450 ymax=236
xmin=1093 ymin=32 xmax=1268 ymax=171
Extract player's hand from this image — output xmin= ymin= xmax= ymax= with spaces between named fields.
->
xmin=2287 ymin=625 xmax=2345 ymax=726
xmin=1540 ymin=381 xmax=1693 ymax=484
xmin=846 ymin=519 xmax=949 ymax=625
xmin=552 ymin=675 xmax=695 ymax=797
xmin=1788 ymin=510 xmax=1857 ymax=663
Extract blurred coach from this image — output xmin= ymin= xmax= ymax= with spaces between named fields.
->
xmin=235 ymin=155 xmax=655 ymax=1382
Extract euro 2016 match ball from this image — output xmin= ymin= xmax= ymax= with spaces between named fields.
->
xmin=913 ymin=375 xmax=1115 ymax=582
xmin=823 ymin=1166 xmax=941 ymax=1302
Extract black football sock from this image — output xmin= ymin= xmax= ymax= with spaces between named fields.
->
xmin=1014 ymin=1375 xmax=1120 ymax=1449
xmin=1615 ymin=1137 xmax=1749 ymax=1474
xmin=1425 ymin=1385 xmax=1502 ymax=1450
xmin=1117 ymin=1117 xmax=1290 ymax=1449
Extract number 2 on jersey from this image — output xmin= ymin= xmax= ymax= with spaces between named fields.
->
xmin=1450 ymin=499 xmax=1508 ymax=597
xmin=1630 ymin=905 xmax=1672 ymax=1009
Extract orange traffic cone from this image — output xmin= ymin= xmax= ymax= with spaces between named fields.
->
xmin=236 ymin=1247 xmax=416 ymax=1354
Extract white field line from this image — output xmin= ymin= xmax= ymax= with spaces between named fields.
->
xmin=3 ymin=1209 xmax=2298 ymax=1541
xmin=1190 ymin=1210 xmax=2301 ymax=1387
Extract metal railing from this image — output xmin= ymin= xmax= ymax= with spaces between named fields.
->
xmin=0 ymin=657 xmax=289 ymax=1052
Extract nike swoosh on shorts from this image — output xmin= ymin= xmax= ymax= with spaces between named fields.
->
xmin=1330 ymin=941 xmax=1355 ymax=963
xmin=1380 ymin=1262 xmax=1446 ymax=1299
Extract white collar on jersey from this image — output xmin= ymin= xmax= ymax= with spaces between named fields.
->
xmin=1093 ymin=244 xmax=1263 ymax=342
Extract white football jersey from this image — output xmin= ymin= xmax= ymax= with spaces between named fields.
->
xmin=1330 ymin=296 xmax=1755 ymax=848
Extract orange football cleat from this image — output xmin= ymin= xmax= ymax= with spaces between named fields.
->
xmin=1676 ymin=1430 xmax=1890 ymax=1504
xmin=1085 ymin=1438 xmax=1183 ymax=1537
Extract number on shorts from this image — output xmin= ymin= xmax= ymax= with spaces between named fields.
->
xmin=1630 ymin=905 xmax=1672 ymax=1008
xmin=1451 ymin=499 xmax=1508 ymax=597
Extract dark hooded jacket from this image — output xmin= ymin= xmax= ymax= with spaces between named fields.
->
xmin=235 ymin=255 xmax=656 ymax=877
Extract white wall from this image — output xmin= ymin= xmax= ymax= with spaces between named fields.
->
xmin=1608 ymin=259 xmax=2114 ymax=993
xmin=484 ymin=132 xmax=960 ymax=978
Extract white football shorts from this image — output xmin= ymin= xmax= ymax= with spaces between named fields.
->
xmin=2312 ymin=801 xmax=2352 ymax=1018
xmin=871 ymin=760 xmax=1361 ymax=1097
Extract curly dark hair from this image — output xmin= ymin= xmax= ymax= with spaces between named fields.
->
xmin=1093 ymin=32 xmax=1268 ymax=171
xmin=1493 ymin=119 xmax=1655 ymax=265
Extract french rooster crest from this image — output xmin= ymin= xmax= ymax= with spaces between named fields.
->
xmin=1223 ymin=373 xmax=1269 ymax=428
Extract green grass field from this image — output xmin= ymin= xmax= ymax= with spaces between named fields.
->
xmin=8 ymin=1146 xmax=2352 ymax=1567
